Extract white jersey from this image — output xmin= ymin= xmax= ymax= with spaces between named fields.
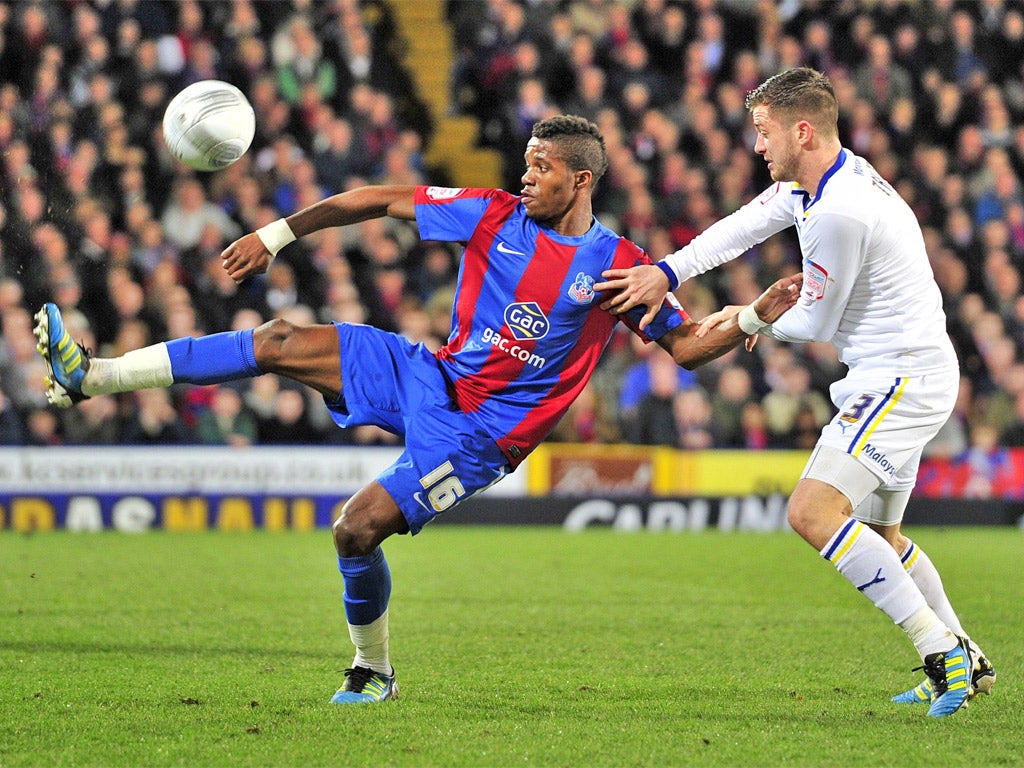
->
xmin=663 ymin=149 xmax=958 ymax=379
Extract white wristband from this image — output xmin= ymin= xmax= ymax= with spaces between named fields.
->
xmin=255 ymin=218 xmax=296 ymax=257
xmin=737 ymin=304 xmax=768 ymax=335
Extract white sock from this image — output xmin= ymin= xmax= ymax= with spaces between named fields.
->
xmin=900 ymin=606 xmax=959 ymax=659
xmin=83 ymin=344 xmax=174 ymax=395
xmin=348 ymin=610 xmax=390 ymax=675
xmin=821 ymin=519 xmax=955 ymax=658
xmin=901 ymin=539 xmax=977 ymax=656
xmin=900 ymin=539 xmax=966 ymax=635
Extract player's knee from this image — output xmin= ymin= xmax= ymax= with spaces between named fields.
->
xmin=786 ymin=501 xmax=812 ymax=537
xmin=252 ymin=318 xmax=297 ymax=369
xmin=332 ymin=503 xmax=379 ymax=557
xmin=872 ymin=525 xmax=907 ymax=553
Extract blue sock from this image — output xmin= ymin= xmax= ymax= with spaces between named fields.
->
xmin=165 ymin=330 xmax=261 ymax=384
xmin=338 ymin=547 xmax=392 ymax=626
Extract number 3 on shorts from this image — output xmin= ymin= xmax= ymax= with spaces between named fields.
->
xmin=419 ymin=461 xmax=466 ymax=512
xmin=840 ymin=394 xmax=875 ymax=423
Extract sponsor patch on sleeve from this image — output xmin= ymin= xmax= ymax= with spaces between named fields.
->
xmin=803 ymin=259 xmax=829 ymax=300
xmin=757 ymin=183 xmax=783 ymax=205
xmin=425 ymin=186 xmax=465 ymax=201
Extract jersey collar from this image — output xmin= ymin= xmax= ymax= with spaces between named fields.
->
xmin=533 ymin=214 xmax=602 ymax=244
xmin=790 ymin=148 xmax=848 ymax=213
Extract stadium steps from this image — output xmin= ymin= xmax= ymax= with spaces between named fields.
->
xmin=388 ymin=0 xmax=502 ymax=188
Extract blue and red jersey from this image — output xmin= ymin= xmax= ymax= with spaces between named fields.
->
xmin=414 ymin=186 xmax=688 ymax=467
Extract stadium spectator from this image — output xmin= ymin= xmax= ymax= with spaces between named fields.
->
xmin=550 ymin=380 xmax=603 ymax=443
xmin=621 ymin=345 xmax=690 ymax=446
xmin=312 ymin=115 xmax=358 ymax=193
xmin=562 ymin=63 xmax=611 ymax=124
xmin=708 ymin=363 xmax=756 ymax=448
xmin=255 ymin=384 xmax=321 ymax=444
xmin=60 ymin=393 xmax=121 ymax=445
xmin=999 ymin=390 xmax=1024 ymax=447
xmin=853 ymin=34 xmax=914 ymax=112
xmin=195 ymin=384 xmax=257 ymax=447
xmin=962 ymin=421 xmax=1008 ymax=498
xmin=24 ymin=405 xmax=62 ymax=446
xmin=120 ymin=388 xmax=192 ymax=445
xmin=924 ymin=375 xmax=973 ymax=461
xmin=2 ymin=305 xmax=52 ymax=411
xmin=618 ymin=334 xmax=699 ymax=431
xmin=738 ymin=400 xmax=769 ymax=450
xmin=274 ymin=16 xmax=337 ymax=107
xmin=671 ymin=385 xmax=714 ymax=449
xmin=0 ymin=389 xmax=24 ymax=444
xmin=408 ymin=241 xmax=457 ymax=305
xmin=159 ymin=177 xmax=242 ymax=251
xmin=760 ymin=360 xmax=832 ymax=447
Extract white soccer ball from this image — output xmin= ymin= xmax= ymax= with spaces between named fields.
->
xmin=162 ymin=80 xmax=256 ymax=172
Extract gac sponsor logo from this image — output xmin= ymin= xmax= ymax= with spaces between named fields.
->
xmin=481 ymin=326 xmax=547 ymax=369
xmin=504 ymin=301 xmax=549 ymax=340
xmin=861 ymin=443 xmax=896 ymax=477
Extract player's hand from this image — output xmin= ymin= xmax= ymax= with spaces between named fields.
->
xmin=695 ymin=306 xmax=742 ymax=339
xmin=694 ymin=305 xmax=761 ymax=351
xmin=752 ymin=271 xmax=803 ymax=323
xmin=221 ymin=232 xmax=272 ymax=283
xmin=695 ymin=272 xmax=803 ymax=351
xmin=593 ymin=264 xmax=670 ymax=331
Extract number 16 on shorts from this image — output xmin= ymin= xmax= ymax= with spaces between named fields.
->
xmin=417 ymin=461 xmax=466 ymax=512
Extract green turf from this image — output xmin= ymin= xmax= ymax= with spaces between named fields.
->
xmin=2 ymin=527 xmax=1022 ymax=767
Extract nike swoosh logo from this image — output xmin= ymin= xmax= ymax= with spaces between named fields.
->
xmin=412 ymin=492 xmax=434 ymax=512
xmin=496 ymin=242 xmax=526 ymax=256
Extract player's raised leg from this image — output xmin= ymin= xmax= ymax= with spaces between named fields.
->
xmin=34 ymin=302 xmax=344 ymax=405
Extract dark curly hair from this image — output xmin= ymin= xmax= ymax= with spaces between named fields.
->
xmin=531 ymin=115 xmax=609 ymax=185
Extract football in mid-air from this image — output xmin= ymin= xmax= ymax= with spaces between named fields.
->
xmin=162 ymin=80 xmax=256 ymax=172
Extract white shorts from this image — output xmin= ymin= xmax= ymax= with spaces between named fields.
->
xmin=803 ymin=367 xmax=958 ymax=497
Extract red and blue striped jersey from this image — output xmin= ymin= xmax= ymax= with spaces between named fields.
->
xmin=415 ymin=186 xmax=688 ymax=467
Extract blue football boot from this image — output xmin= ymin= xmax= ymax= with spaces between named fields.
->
xmin=924 ymin=639 xmax=973 ymax=717
xmin=33 ymin=303 xmax=90 ymax=407
xmin=892 ymin=677 xmax=933 ymax=705
xmin=330 ymin=666 xmax=399 ymax=704
xmin=894 ymin=639 xmax=995 ymax=706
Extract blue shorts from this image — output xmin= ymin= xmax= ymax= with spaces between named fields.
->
xmin=326 ymin=323 xmax=511 ymax=534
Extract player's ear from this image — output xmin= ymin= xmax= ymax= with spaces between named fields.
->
xmin=796 ymin=119 xmax=814 ymax=145
xmin=574 ymin=169 xmax=593 ymax=189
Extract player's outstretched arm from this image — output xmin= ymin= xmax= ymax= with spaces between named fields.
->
xmin=221 ymin=185 xmax=418 ymax=283
xmin=694 ymin=271 xmax=806 ymax=346
xmin=593 ymin=264 xmax=670 ymax=331
xmin=657 ymin=273 xmax=802 ymax=369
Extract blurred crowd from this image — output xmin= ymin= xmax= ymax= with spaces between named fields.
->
xmin=0 ymin=0 xmax=1023 ymax=462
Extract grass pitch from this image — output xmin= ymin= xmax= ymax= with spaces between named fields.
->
xmin=2 ymin=526 xmax=1022 ymax=767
